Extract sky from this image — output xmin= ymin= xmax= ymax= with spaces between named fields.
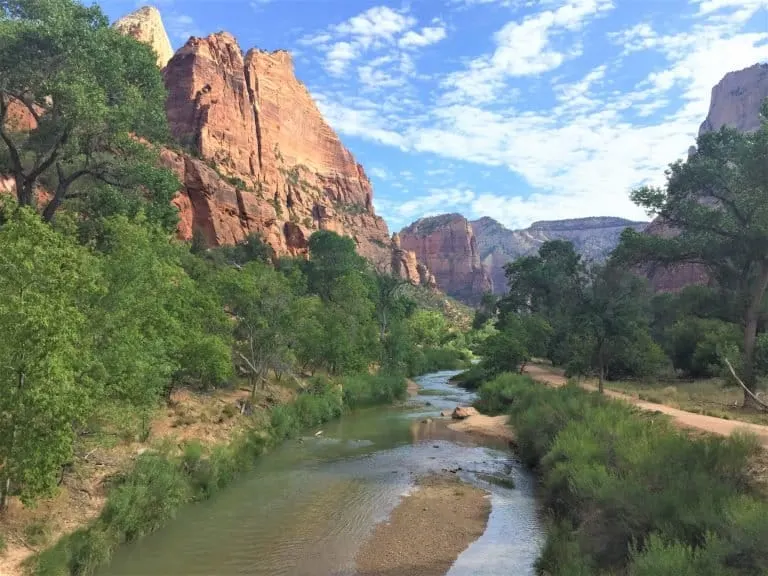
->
xmin=97 ymin=0 xmax=768 ymax=231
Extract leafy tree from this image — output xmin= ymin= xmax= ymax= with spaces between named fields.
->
xmin=666 ymin=317 xmax=741 ymax=378
xmin=472 ymin=291 xmax=498 ymax=330
xmin=0 ymin=208 xmax=101 ymax=510
xmin=572 ymin=265 xmax=656 ymax=392
xmin=0 ymin=0 xmax=178 ymax=227
xmin=306 ymin=230 xmax=368 ymax=301
xmin=617 ymin=105 xmax=768 ymax=405
xmin=220 ymin=262 xmax=294 ymax=395
xmin=408 ymin=310 xmax=450 ymax=348
xmin=499 ymin=240 xmax=586 ymax=365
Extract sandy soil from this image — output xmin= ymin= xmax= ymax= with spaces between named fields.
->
xmin=407 ymin=379 xmax=420 ymax=397
xmin=355 ymin=474 xmax=491 ymax=576
xmin=448 ymin=414 xmax=515 ymax=444
xmin=524 ymin=364 xmax=768 ymax=447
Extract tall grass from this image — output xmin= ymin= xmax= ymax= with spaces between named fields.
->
xmin=31 ymin=374 xmax=400 ymax=576
xmin=475 ymin=373 xmax=768 ymax=575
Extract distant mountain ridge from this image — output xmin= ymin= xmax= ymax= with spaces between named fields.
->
xmin=398 ymin=214 xmax=648 ymax=301
xmin=471 ymin=216 xmax=648 ymax=295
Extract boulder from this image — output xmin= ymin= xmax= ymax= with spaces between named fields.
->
xmin=452 ymin=406 xmax=479 ymax=420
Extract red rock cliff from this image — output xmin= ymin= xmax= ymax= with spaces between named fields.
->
xmin=161 ymin=31 xmax=396 ymax=271
xmin=399 ymin=214 xmax=492 ymax=303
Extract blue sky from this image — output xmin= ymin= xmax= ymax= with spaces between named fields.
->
xmin=98 ymin=0 xmax=768 ymax=231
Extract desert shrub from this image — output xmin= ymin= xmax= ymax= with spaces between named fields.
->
xmin=475 ymin=374 xmax=768 ymax=574
xmin=100 ymin=453 xmax=189 ymax=543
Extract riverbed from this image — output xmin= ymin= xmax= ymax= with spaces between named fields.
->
xmin=100 ymin=371 xmax=545 ymax=575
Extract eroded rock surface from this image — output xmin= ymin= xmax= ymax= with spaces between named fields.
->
xmin=400 ymin=214 xmax=492 ymax=303
xmin=113 ymin=6 xmax=174 ymax=68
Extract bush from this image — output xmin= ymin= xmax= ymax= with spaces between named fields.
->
xmin=450 ymin=364 xmax=491 ymax=390
xmin=474 ymin=374 xmax=768 ymax=574
xmin=666 ymin=318 xmax=741 ymax=378
xmin=406 ymin=347 xmax=469 ymax=377
xmin=341 ymin=375 xmax=407 ymax=408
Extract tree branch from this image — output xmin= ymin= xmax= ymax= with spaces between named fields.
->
xmin=724 ymin=357 xmax=768 ymax=412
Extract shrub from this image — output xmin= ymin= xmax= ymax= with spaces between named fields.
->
xmin=450 ymin=364 xmax=491 ymax=390
xmin=475 ymin=374 xmax=768 ymax=574
xmin=406 ymin=346 xmax=469 ymax=377
xmin=341 ymin=375 xmax=407 ymax=408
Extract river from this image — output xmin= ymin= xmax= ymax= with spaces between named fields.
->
xmin=100 ymin=371 xmax=545 ymax=575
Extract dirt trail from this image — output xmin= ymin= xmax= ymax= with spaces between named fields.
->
xmin=524 ymin=364 xmax=768 ymax=448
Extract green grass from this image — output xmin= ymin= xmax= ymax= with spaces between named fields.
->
xmin=475 ymin=372 xmax=768 ymax=576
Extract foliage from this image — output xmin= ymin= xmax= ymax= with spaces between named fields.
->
xmin=666 ymin=317 xmax=742 ymax=378
xmin=341 ymin=375 xmax=407 ymax=408
xmin=0 ymin=0 xmax=178 ymax=227
xmin=474 ymin=373 xmax=768 ymax=575
xmin=0 ymin=208 xmax=101 ymax=510
xmin=616 ymin=103 xmax=768 ymax=402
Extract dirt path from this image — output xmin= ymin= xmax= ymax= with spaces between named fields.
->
xmin=524 ymin=364 xmax=768 ymax=447
xmin=355 ymin=474 xmax=491 ymax=576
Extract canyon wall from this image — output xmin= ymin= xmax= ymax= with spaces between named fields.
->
xmin=472 ymin=216 xmax=647 ymax=294
xmin=114 ymin=8 xmax=429 ymax=284
xmin=113 ymin=6 xmax=174 ymax=68
xmin=399 ymin=214 xmax=492 ymax=304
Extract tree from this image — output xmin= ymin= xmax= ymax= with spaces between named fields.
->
xmin=306 ymin=230 xmax=368 ymax=301
xmin=0 ymin=0 xmax=178 ymax=226
xmin=617 ymin=105 xmax=768 ymax=405
xmin=498 ymin=240 xmax=586 ymax=365
xmin=220 ymin=262 xmax=294 ymax=395
xmin=0 ymin=208 xmax=101 ymax=510
xmin=574 ymin=265 xmax=656 ymax=392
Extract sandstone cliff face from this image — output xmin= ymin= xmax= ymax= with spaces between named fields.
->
xmin=399 ymin=214 xmax=492 ymax=303
xmin=113 ymin=6 xmax=174 ymax=68
xmin=472 ymin=216 xmax=648 ymax=294
xmin=644 ymin=63 xmax=768 ymax=292
xmin=161 ymin=31 xmax=397 ymax=273
xmin=699 ymin=63 xmax=768 ymax=135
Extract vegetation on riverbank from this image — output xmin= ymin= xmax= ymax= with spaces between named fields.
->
xmin=31 ymin=373 xmax=403 ymax=576
xmin=475 ymin=373 xmax=768 ymax=575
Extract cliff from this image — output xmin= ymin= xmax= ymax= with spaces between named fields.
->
xmin=472 ymin=216 xmax=648 ymax=294
xmin=114 ymin=10 xmax=430 ymax=285
xmin=113 ymin=6 xmax=174 ymax=68
xmin=399 ymin=214 xmax=492 ymax=303
xmin=645 ymin=63 xmax=768 ymax=292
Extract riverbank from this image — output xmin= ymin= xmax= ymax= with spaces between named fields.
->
xmin=475 ymin=371 xmax=768 ymax=575
xmin=2 ymin=375 xmax=407 ymax=576
xmin=355 ymin=474 xmax=491 ymax=576
xmin=447 ymin=414 xmax=514 ymax=444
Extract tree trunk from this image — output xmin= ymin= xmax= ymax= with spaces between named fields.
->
xmin=598 ymin=342 xmax=605 ymax=394
xmin=742 ymin=263 xmax=768 ymax=407
xmin=0 ymin=476 xmax=10 ymax=513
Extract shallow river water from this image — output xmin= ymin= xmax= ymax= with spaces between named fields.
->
xmin=100 ymin=371 xmax=545 ymax=576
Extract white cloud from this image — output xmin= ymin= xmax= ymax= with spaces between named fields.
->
xmin=399 ymin=26 xmax=447 ymax=49
xmin=325 ymin=42 xmax=357 ymax=76
xmin=370 ymin=167 xmax=390 ymax=180
xmin=441 ymin=0 xmax=614 ymax=104
xmin=164 ymin=13 xmax=201 ymax=41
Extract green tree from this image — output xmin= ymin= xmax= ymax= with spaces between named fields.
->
xmin=220 ymin=262 xmax=294 ymax=395
xmin=0 ymin=208 xmax=101 ymax=510
xmin=0 ymin=0 xmax=178 ymax=227
xmin=306 ymin=230 xmax=368 ymax=301
xmin=574 ymin=265 xmax=656 ymax=392
xmin=499 ymin=240 xmax=586 ymax=365
xmin=618 ymin=105 xmax=768 ymax=405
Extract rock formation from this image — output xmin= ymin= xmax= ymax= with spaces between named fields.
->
xmin=390 ymin=233 xmax=422 ymax=286
xmin=471 ymin=216 xmax=648 ymax=294
xmin=113 ymin=6 xmax=174 ymax=68
xmin=399 ymin=214 xmax=492 ymax=303
xmin=644 ymin=63 xmax=768 ymax=292
xmin=698 ymin=63 xmax=768 ymax=135
xmin=160 ymin=30 xmax=400 ymax=273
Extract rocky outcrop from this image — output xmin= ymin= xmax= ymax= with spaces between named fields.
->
xmin=699 ymin=63 xmax=768 ymax=135
xmin=399 ymin=214 xmax=492 ymax=303
xmin=160 ymin=31 xmax=402 ymax=273
xmin=390 ymin=233 xmax=421 ymax=285
xmin=644 ymin=63 xmax=768 ymax=292
xmin=113 ymin=6 xmax=174 ymax=68
xmin=471 ymin=216 xmax=648 ymax=294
